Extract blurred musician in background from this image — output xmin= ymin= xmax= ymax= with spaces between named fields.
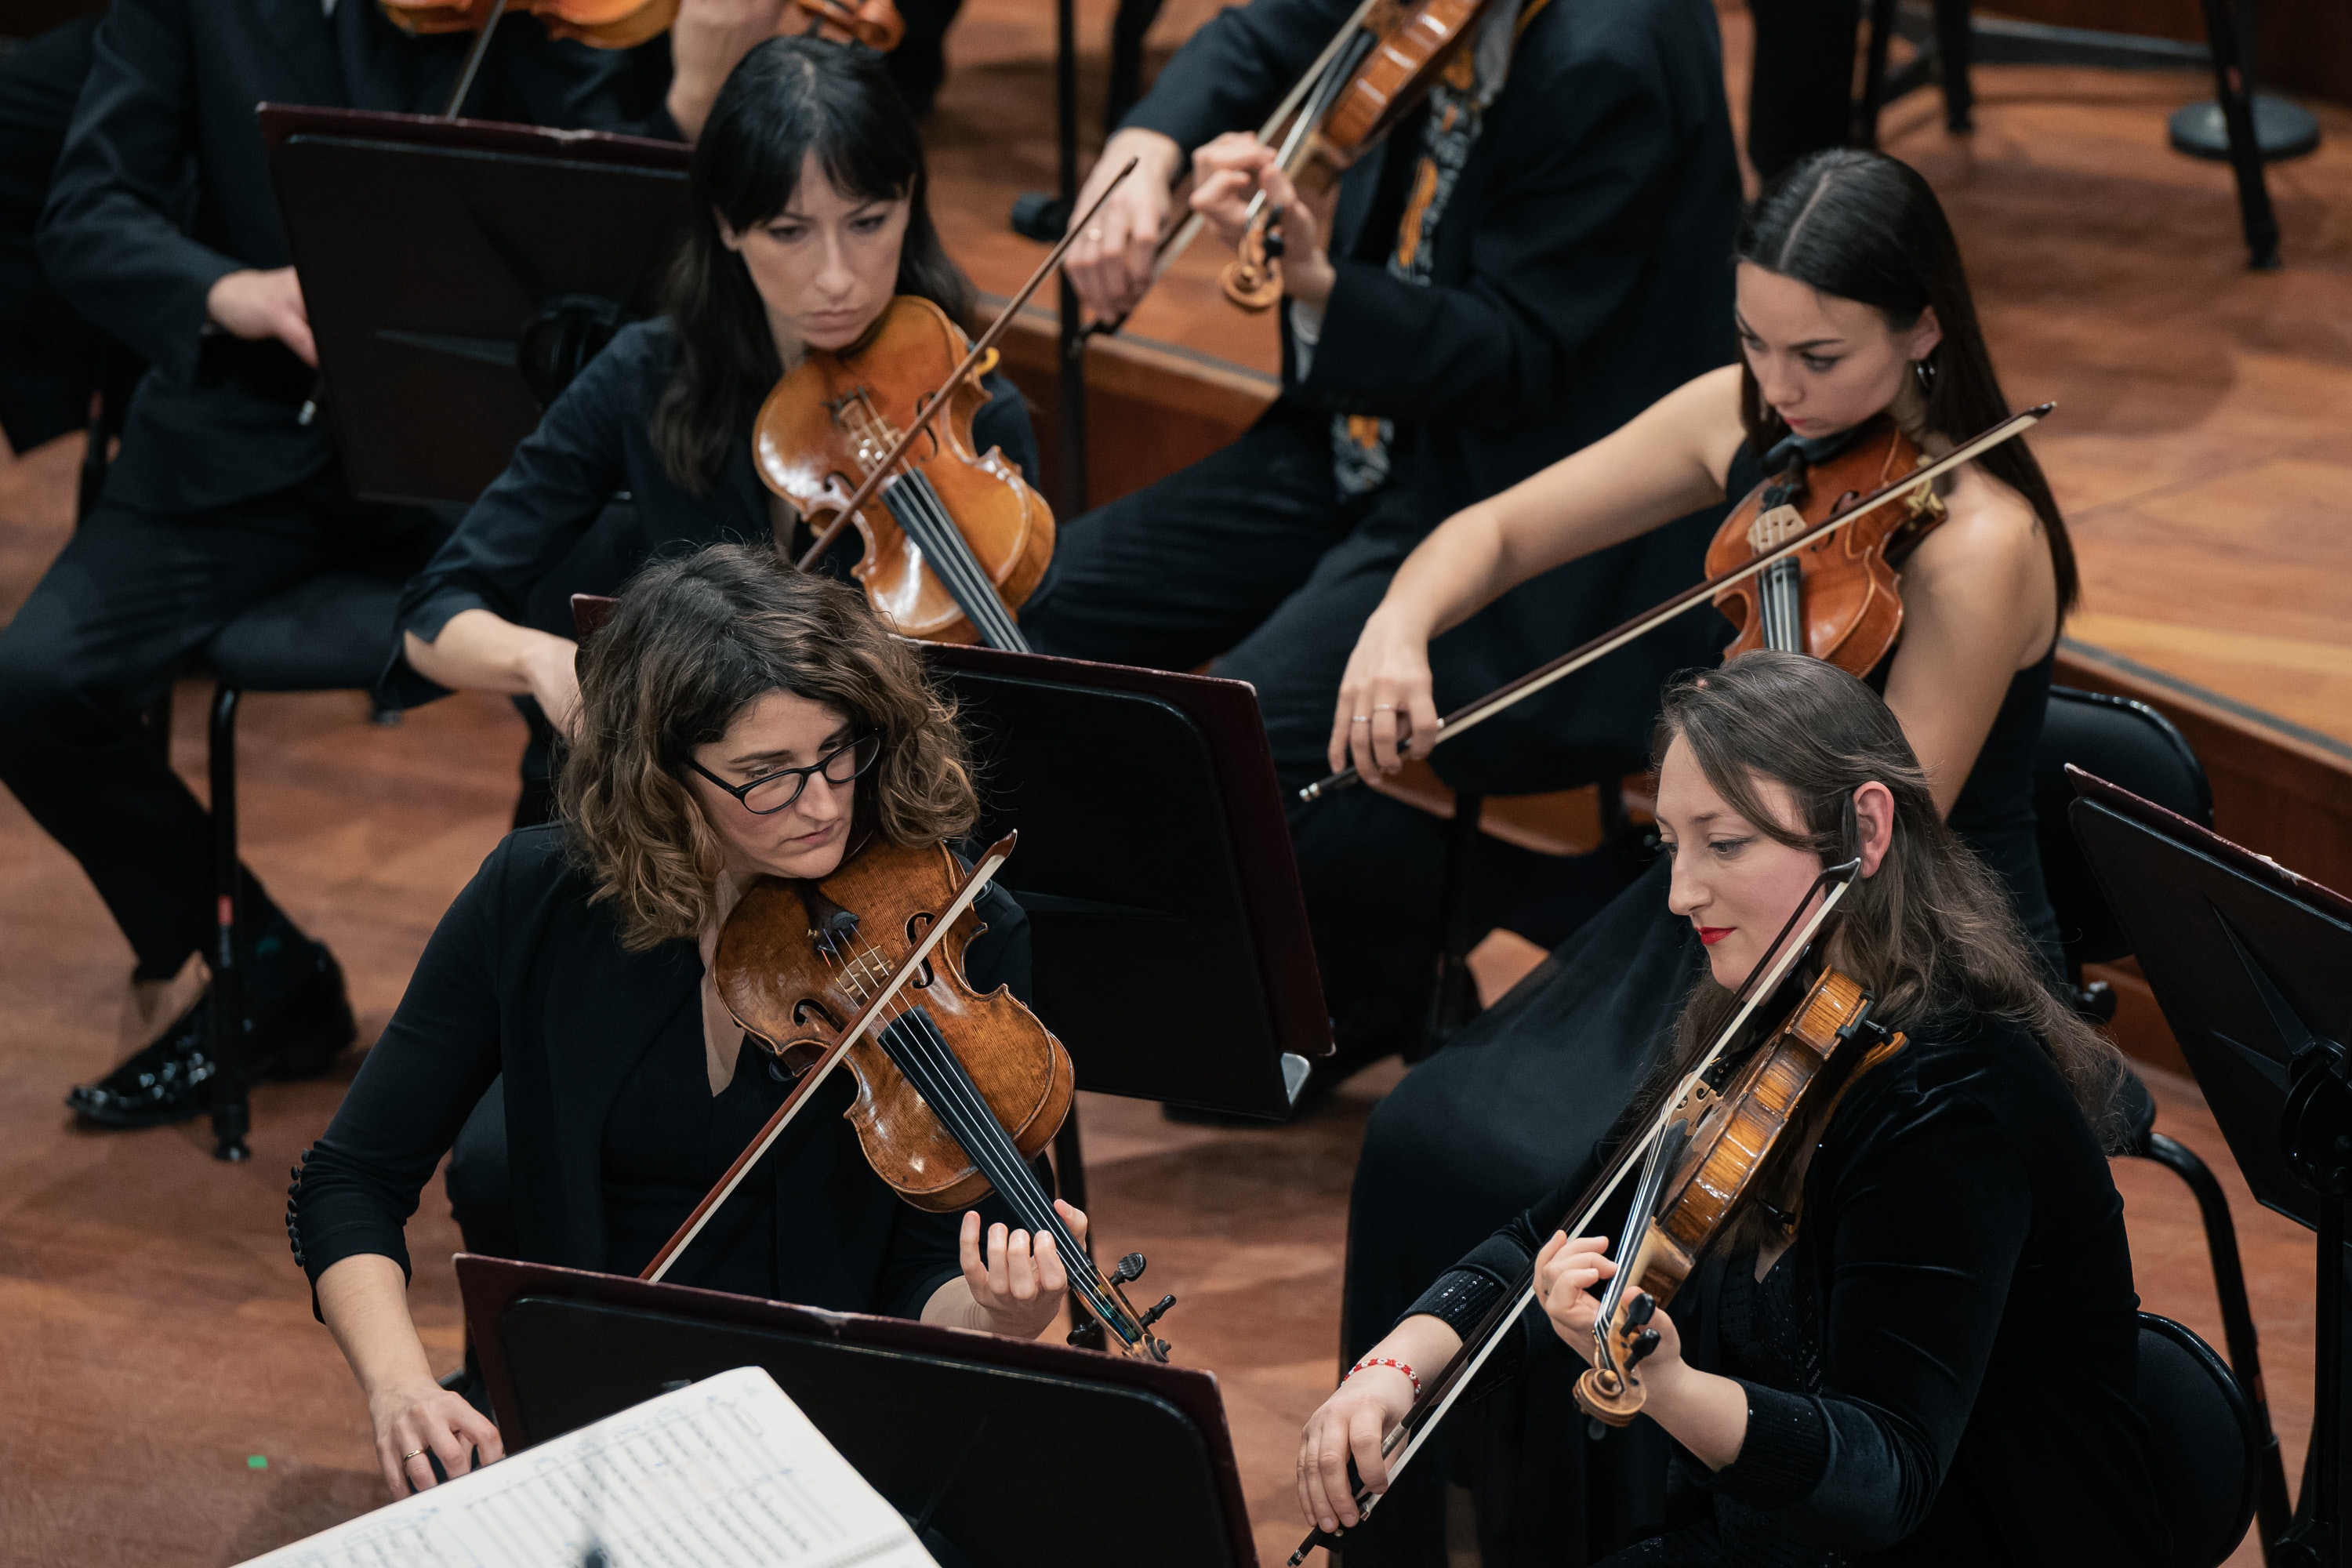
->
xmin=0 ymin=0 xmax=771 ymax=1133
xmin=1023 ymin=0 xmax=1745 ymax=1074
xmin=387 ymin=34 xmax=1036 ymax=827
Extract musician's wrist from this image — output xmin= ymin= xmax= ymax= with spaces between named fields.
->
xmin=1286 ymin=252 xmax=1337 ymax=310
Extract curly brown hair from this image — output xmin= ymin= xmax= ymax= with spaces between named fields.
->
xmin=557 ymin=543 xmax=977 ymax=949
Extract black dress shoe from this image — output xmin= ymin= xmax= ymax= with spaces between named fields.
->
xmin=68 ymin=949 xmax=357 ymax=1129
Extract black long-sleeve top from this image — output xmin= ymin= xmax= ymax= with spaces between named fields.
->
xmin=383 ymin=317 xmax=1040 ymax=708
xmin=1407 ymin=1007 xmax=2168 ymax=1565
xmin=287 ymin=824 xmax=1034 ymax=1321
xmin=38 ymin=0 xmax=677 ymax=515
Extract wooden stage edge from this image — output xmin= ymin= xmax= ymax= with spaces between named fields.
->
xmin=990 ymin=300 xmax=2352 ymax=1080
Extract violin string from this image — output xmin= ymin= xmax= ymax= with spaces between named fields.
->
xmin=820 ymin=937 xmax=1127 ymax=1331
xmin=889 ymin=474 xmax=1029 ymax=652
xmin=848 ymin=391 xmax=1029 ymax=652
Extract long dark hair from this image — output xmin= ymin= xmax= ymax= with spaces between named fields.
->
xmin=1637 ymin=654 xmax=2121 ymax=1250
xmin=559 ymin=543 xmax=977 ymax=949
xmin=1734 ymin=149 xmax=2078 ymax=614
xmin=651 ymin=35 xmax=976 ymax=491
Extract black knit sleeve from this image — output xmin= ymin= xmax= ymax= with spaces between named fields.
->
xmin=285 ymin=837 xmax=515 ymax=1313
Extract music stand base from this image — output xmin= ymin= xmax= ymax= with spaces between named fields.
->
xmin=2172 ymin=96 xmax=2321 ymax=162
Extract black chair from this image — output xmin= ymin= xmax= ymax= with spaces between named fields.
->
xmin=2136 ymin=1311 xmax=2264 ymax=1567
xmin=197 ymin=566 xmax=408 ymax=1162
xmin=2033 ymin=684 xmax=2292 ymax=1557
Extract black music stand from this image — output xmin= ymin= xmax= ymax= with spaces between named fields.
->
xmin=456 ymin=1254 xmax=1262 ymax=1568
xmin=260 ymin=105 xmax=690 ymax=505
xmin=918 ymin=641 xmax=1330 ymax=1121
xmin=2070 ymin=768 xmax=2352 ymax=1565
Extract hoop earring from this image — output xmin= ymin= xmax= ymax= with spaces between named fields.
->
xmin=1912 ymin=356 xmax=1938 ymax=397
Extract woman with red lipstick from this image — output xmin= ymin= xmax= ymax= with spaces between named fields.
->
xmin=1327 ymin=149 xmax=2089 ymax=1565
xmin=386 ymin=34 xmax=1038 ymax=826
xmin=291 ymin=546 xmax=1080 ymax=1497
xmin=1303 ymin=654 xmax=2159 ymax=1566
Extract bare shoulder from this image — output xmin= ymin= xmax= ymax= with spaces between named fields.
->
xmin=1903 ymin=459 xmax=2060 ymax=658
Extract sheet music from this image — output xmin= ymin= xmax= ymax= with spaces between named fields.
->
xmin=238 ymin=1367 xmax=940 ymax=1568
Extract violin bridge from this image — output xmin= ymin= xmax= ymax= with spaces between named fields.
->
xmin=1746 ymin=503 xmax=1805 ymax=554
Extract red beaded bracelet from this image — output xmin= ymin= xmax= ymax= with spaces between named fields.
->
xmin=1346 ymin=1356 xmax=1421 ymax=1396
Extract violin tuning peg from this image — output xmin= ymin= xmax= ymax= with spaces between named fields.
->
xmin=1139 ymin=1293 xmax=1177 ymax=1329
xmin=1624 ymin=1291 xmax=1656 ymax=1328
xmin=1112 ymin=1250 xmax=1147 ymax=1284
xmin=1627 ymin=1328 xmax=1663 ymax=1369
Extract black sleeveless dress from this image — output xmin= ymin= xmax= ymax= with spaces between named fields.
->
xmin=1335 ymin=441 xmax=2063 ymax=1567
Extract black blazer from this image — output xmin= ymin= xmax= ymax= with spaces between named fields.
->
xmin=288 ymin=824 xmax=1036 ymax=1319
xmin=1125 ymin=0 xmax=1746 ymax=790
xmin=382 ymin=317 xmax=1043 ymax=707
xmin=38 ymin=0 xmax=674 ymax=516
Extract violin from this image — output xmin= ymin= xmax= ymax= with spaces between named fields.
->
xmin=1217 ymin=0 xmax=1496 ymax=310
xmin=1286 ymin=860 xmax=1870 ymax=1565
xmin=1575 ymin=965 xmax=1906 ymax=1425
xmin=1704 ymin=419 xmax=1947 ymax=681
xmin=1296 ymin=405 xmax=2053 ymax=802
xmin=754 ymin=296 xmax=1051 ymax=652
xmin=379 ymin=0 xmax=904 ymax=59
xmin=641 ymin=835 xmax=1176 ymax=1359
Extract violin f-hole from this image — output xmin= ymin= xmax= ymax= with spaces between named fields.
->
xmin=904 ymin=911 xmax=938 ymax=988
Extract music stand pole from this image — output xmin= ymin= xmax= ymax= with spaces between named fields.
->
xmin=2278 ymin=1040 xmax=2351 ymax=1566
xmin=1054 ymin=0 xmax=1091 ymax=516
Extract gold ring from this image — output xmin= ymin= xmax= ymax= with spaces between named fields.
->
xmin=401 ymin=1447 xmax=428 ymax=1463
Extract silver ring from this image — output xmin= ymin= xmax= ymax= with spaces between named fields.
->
xmin=1351 ymin=715 xmax=1370 ymax=724
xmin=1086 ymin=227 xmax=1103 ymax=241
xmin=401 ymin=1447 xmax=428 ymax=1463
xmin=1373 ymin=703 xmax=1395 ymax=711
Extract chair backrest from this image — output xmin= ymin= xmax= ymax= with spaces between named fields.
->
xmin=2135 ymin=1312 xmax=2260 ymax=1568
xmin=2033 ymin=687 xmax=2213 ymax=969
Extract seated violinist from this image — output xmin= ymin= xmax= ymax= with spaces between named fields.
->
xmin=1020 ymin=0 xmax=1744 ymax=1065
xmin=390 ymin=34 xmax=1037 ymax=823
xmin=1301 ymin=652 xmax=2165 ymax=1566
xmin=0 ymin=0 xmax=775 ymax=1132
xmin=289 ymin=544 xmax=1080 ymax=1497
xmin=1333 ymin=147 xmax=2089 ymax=1563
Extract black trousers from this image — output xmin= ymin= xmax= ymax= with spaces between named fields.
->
xmin=1022 ymin=407 xmax=1534 ymax=1060
xmin=0 ymin=466 xmax=440 ymax=980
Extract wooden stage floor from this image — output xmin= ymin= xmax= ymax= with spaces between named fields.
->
xmin=2 ymin=9 xmax=2349 ymax=1565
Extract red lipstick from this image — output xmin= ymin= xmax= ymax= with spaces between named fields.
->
xmin=1697 ymin=926 xmax=1733 ymax=946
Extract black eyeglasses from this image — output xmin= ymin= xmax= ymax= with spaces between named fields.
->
xmin=686 ymin=734 xmax=880 ymax=815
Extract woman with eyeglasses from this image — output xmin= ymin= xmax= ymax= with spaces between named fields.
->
xmin=290 ymin=544 xmax=1078 ymax=1498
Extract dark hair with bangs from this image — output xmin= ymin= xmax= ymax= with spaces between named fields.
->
xmin=558 ymin=543 xmax=978 ymax=949
xmin=1734 ymin=149 xmax=2078 ymax=615
xmin=652 ymin=35 xmax=975 ymax=491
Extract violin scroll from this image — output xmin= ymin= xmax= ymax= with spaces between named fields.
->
xmin=1220 ymin=211 xmax=1287 ymax=311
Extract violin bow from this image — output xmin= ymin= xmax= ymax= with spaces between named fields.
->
xmin=1298 ymin=403 xmax=2056 ymax=804
xmin=1287 ymin=859 xmax=1864 ymax=1565
xmin=639 ymin=833 xmax=1019 ymax=1285
xmin=1097 ymin=0 xmax=1385 ymax=331
xmin=792 ymin=160 xmax=1140 ymax=574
